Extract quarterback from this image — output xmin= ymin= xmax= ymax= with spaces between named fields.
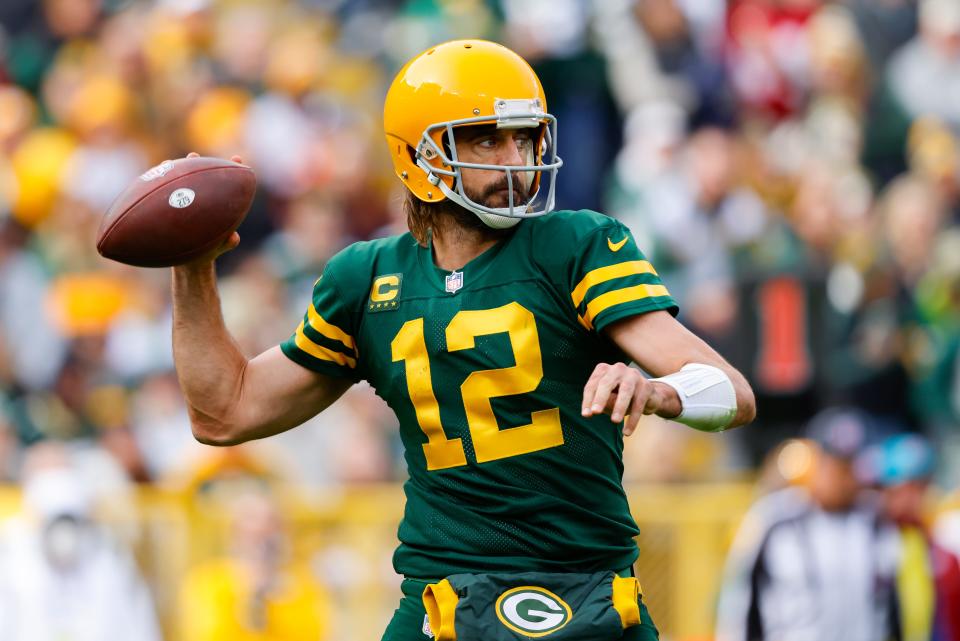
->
xmin=173 ymin=41 xmax=755 ymax=641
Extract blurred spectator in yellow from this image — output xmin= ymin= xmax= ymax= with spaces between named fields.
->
xmin=177 ymin=488 xmax=331 ymax=641
xmin=0 ymin=441 xmax=161 ymax=641
xmin=186 ymin=87 xmax=250 ymax=160
xmin=866 ymin=433 xmax=960 ymax=641
xmin=9 ymin=126 xmax=75 ymax=228
xmin=715 ymin=408 xmax=900 ymax=641
xmin=807 ymin=5 xmax=870 ymax=111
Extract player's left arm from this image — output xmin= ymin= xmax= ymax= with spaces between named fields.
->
xmin=582 ymin=310 xmax=756 ymax=435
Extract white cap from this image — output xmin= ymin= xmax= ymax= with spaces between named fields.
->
xmin=921 ymin=0 xmax=960 ymax=36
xmin=22 ymin=468 xmax=91 ymax=521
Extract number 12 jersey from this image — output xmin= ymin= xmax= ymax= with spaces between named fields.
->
xmin=281 ymin=209 xmax=677 ymax=579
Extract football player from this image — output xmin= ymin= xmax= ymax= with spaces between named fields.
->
xmin=172 ymin=40 xmax=755 ymax=641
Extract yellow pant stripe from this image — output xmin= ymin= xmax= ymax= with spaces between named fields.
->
xmin=422 ymin=579 xmax=459 ymax=641
xmin=611 ymin=576 xmax=642 ymax=628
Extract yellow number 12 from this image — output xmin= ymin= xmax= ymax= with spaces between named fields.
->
xmin=390 ymin=302 xmax=564 ymax=471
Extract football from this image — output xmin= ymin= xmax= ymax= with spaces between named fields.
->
xmin=96 ymin=156 xmax=256 ymax=267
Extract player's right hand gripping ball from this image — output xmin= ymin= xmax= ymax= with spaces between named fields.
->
xmin=96 ymin=156 xmax=256 ymax=267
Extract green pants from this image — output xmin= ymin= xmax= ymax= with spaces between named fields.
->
xmin=381 ymin=575 xmax=660 ymax=641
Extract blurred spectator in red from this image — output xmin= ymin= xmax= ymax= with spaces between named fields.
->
xmin=725 ymin=0 xmax=823 ymax=120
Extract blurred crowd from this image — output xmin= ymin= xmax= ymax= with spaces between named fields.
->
xmin=1 ymin=0 xmax=960 ymax=637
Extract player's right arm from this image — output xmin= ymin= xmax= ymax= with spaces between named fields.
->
xmin=172 ymin=255 xmax=351 ymax=446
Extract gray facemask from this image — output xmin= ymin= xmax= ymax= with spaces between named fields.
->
xmin=414 ymin=98 xmax=563 ymax=229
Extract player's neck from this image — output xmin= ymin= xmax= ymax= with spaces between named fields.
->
xmin=430 ymin=219 xmax=504 ymax=271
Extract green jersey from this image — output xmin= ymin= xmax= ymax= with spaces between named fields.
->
xmin=281 ymin=209 xmax=677 ymax=579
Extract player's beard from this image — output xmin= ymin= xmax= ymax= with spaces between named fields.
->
xmin=403 ymin=176 xmax=532 ymax=246
xmin=447 ymin=175 xmax=532 ymax=236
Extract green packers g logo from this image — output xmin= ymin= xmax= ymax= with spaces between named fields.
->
xmin=495 ymin=586 xmax=572 ymax=637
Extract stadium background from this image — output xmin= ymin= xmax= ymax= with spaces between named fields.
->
xmin=0 ymin=0 xmax=959 ymax=639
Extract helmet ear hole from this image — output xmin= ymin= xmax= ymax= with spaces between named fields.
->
xmin=441 ymin=131 xmax=454 ymax=162
xmin=439 ymin=132 xmax=462 ymax=189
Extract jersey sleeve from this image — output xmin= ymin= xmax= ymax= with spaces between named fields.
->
xmin=568 ymin=218 xmax=678 ymax=333
xmin=280 ymin=252 xmax=362 ymax=382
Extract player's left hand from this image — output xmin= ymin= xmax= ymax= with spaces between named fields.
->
xmin=581 ymin=362 xmax=682 ymax=436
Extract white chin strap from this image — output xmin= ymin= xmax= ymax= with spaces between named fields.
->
xmin=437 ymin=180 xmax=525 ymax=229
xmin=477 ymin=211 xmax=522 ymax=229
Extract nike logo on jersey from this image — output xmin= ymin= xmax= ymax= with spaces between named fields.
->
xmin=607 ymin=235 xmax=628 ymax=252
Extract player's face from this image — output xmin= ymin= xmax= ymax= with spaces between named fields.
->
xmin=454 ymin=125 xmax=537 ymax=208
xmin=810 ymin=452 xmax=861 ymax=512
xmin=882 ymin=480 xmax=928 ymax=525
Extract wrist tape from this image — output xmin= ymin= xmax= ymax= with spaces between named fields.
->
xmin=650 ymin=363 xmax=737 ymax=432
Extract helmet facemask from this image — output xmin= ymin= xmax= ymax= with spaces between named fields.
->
xmin=413 ymin=98 xmax=562 ymax=229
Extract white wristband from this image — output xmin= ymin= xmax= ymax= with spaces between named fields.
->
xmin=650 ymin=363 xmax=737 ymax=432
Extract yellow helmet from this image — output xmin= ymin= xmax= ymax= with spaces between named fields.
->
xmin=383 ymin=40 xmax=562 ymax=228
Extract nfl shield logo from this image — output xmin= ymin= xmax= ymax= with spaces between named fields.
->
xmin=445 ymin=270 xmax=464 ymax=294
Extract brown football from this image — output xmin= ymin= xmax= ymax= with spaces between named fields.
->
xmin=96 ymin=156 xmax=256 ymax=267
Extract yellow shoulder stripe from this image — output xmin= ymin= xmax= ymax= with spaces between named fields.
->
xmin=582 ymin=283 xmax=670 ymax=328
xmin=571 ymin=260 xmax=658 ymax=308
xmin=294 ymin=322 xmax=357 ymax=368
xmin=307 ymin=304 xmax=355 ymax=352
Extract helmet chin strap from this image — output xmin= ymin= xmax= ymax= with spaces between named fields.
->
xmin=437 ymin=179 xmax=525 ymax=229
xmin=476 ymin=210 xmax=523 ymax=229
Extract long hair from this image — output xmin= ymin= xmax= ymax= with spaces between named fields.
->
xmin=402 ymin=188 xmax=446 ymax=247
